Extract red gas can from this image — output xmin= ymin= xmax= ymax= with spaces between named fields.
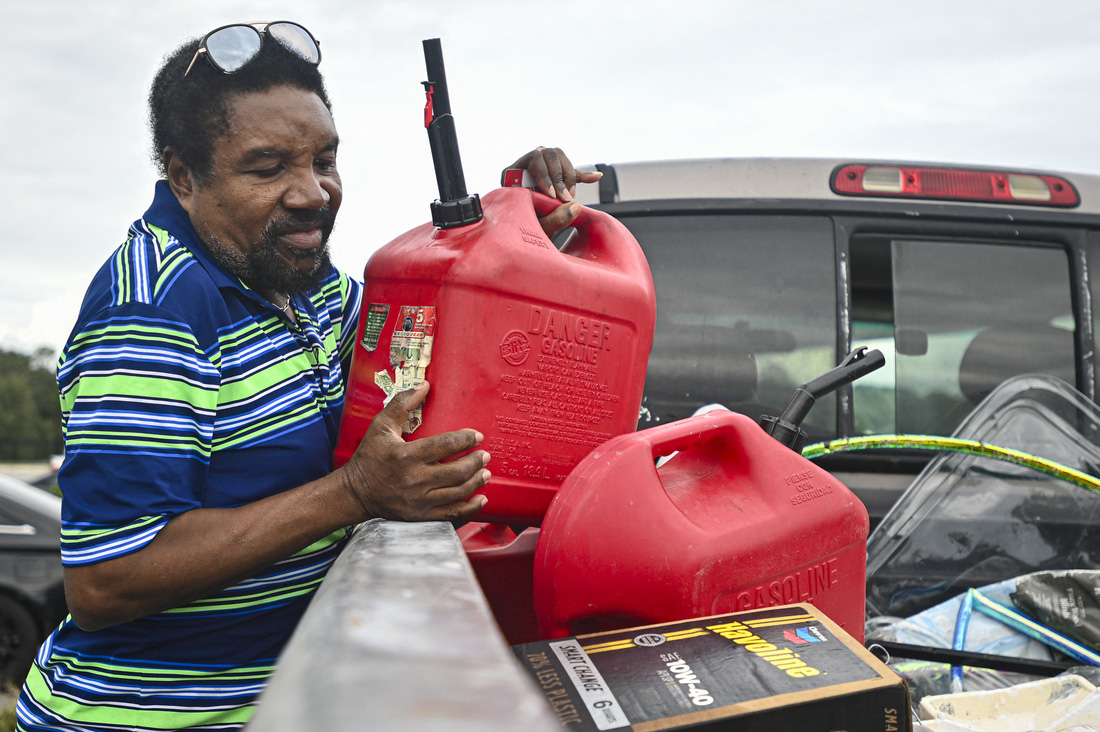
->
xmin=533 ymin=410 xmax=870 ymax=641
xmin=456 ymin=522 xmax=541 ymax=645
xmin=333 ymin=186 xmax=656 ymax=525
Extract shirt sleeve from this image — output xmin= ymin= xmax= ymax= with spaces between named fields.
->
xmin=56 ymin=302 xmax=220 ymax=566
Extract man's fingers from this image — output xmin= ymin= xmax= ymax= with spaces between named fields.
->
xmin=540 ymin=147 xmax=572 ymax=202
xmin=372 ymin=382 xmax=430 ymax=434
xmin=523 ymin=148 xmax=560 ymax=201
xmin=429 ymin=465 xmax=491 ymax=502
xmin=428 ymin=477 xmax=490 ymax=522
xmin=390 ymin=381 xmax=429 ymax=409
xmin=505 ymin=148 xmax=602 ymax=209
xmin=513 ymin=147 xmax=571 ymax=202
xmin=420 ymin=448 xmax=490 ymax=490
xmin=433 ymin=492 xmax=488 ymax=522
xmin=538 ymin=201 xmax=582 ymax=239
xmin=406 ymin=427 xmax=486 ymax=465
xmin=405 ymin=466 xmax=489 ymax=523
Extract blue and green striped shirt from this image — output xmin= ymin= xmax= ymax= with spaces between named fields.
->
xmin=18 ymin=181 xmax=363 ymax=731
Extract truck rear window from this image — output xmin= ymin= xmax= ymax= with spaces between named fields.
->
xmin=851 ymin=236 xmax=1075 ymax=436
xmin=618 ymin=214 xmax=838 ymax=439
xmin=617 ymin=212 xmax=1077 ymax=443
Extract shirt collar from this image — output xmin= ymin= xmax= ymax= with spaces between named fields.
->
xmin=143 ymin=179 xmax=249 ymax=295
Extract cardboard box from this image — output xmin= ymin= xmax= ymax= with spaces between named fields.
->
xmin=512 ymin=603 xmax=911 ymax=731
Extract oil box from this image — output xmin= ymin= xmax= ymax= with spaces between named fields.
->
xmin=512 ymin=603 xmax=911 ymax=731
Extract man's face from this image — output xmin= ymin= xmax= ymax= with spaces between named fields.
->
xmin=174 ymin=84 xmax=342 ymax=296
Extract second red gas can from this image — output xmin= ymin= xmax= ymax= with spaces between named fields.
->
xmin=533 ymin=409 xmax=870 ymax=641
xmin=333 ymin=186 xmax=656 ymax=525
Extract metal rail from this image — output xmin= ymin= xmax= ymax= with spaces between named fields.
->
xmin=247 ymin=519 xmax=559 ymax=731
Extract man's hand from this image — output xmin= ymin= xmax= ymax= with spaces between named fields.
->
xmin=508 ymin=147 xmax=603 ymax=238
xmin=339 ymin=382 xmax=490 ymax=522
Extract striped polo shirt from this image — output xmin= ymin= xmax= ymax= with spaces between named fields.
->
xmin=17 ymin=181 xmax=363 ymax=731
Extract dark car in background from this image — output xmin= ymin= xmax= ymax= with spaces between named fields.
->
xmin=573 ymin=158 xmax=1100 ymax=527
xmin=0 ymin=474 xmax=65 ymax=683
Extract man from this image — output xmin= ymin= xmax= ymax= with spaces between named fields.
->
xmin=17 ymin=22 xmax=597 ymax=731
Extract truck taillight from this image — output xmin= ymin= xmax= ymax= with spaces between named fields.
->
xmin=832 ymin=164 xmax=1079 ymax=207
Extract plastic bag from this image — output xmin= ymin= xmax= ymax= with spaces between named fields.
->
xmin=1011 ymin=570 xmax=1100 ymax=652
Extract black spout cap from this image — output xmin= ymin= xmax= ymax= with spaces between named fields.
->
xmin=761 ymin=347 xmax=886 ymax=453
xmin=430 ymin=195 xmax=483 ymax=229
xmin=759 ymin=409 xmax=810 ymax=454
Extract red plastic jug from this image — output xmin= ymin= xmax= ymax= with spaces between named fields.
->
xmin=533 ymin=410 xmax=870 ymax=641
xmin=333 ymin=186 xmax=656 ymax=525
xmin=456 ymin=522 xmax=541 ymax=645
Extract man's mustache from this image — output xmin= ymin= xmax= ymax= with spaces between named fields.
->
xmin=264 ymin=206 xmax=337 ymax=238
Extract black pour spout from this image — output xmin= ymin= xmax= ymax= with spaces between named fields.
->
xmin=760 ymin=347 xmax=886 ymax=454
xmin=422 ymin=38 xmax=483 ymax=229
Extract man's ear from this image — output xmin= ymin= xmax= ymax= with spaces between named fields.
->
xmin=163 ymin=148 xmax=196 ymax=213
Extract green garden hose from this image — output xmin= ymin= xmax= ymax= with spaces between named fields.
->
xmin=802 ymin=434 xmax=1100 ymax=495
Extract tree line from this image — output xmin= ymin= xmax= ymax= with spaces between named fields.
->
xmin=0 ymin=347 xmax=63 ymax=461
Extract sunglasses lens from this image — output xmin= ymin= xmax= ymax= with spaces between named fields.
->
xmin=205 ymin=25 xmax=263 ymax=72
xmin=268 ymin=22 xmax=321 ymax=64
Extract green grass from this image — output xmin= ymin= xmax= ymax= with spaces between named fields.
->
xmin=0 ymin=700 xmax=14 ymax=732
xmin=0 ymin=681 xmax=22 ymax=732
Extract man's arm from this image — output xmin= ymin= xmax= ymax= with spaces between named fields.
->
xmin=64 ymin=383 xmax=489 ymax=631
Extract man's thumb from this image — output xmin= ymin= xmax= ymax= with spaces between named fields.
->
xmin=390 ymin=381 xmax=430 ymax=413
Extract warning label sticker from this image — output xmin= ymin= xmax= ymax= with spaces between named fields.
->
xmin=360 ymin=303 xmax=391 ymax=352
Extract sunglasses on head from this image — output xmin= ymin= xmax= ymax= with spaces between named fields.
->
xmin=184 ymin=21 xmax=321 ymax=77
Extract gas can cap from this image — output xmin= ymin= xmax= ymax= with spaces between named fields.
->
xmin=431 ymin=194 xmax=483 ymax=229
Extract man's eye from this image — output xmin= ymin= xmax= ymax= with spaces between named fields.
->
xmin=251 ymin=166 xmax=284 ymax=178
xmin=316 ymin=158 xmax=338 ymax=173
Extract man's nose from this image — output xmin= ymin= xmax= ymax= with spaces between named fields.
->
xmin=283 ymin=166 xmax=330 ymax=209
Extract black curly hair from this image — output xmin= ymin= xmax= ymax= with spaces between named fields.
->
xmin=148 ymin=27 xmax=333 ymax=184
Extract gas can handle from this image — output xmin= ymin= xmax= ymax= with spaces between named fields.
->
xmin=519 ymin=188 xmax=646 ymax=268
xmin=497 ymin=178 xmax=646 ymax=268
xmin=633 ymin=411 xmax=759 ymax=464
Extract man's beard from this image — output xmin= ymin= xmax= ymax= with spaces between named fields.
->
xmin=203 ymin=207 xmax=337 ymax=296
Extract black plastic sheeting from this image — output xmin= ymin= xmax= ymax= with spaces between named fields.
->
xmin=866 ymin=375 xmax=1100 ymax=619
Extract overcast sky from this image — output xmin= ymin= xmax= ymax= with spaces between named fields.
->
xmin=4 ymin=0 xmax=1100 ymax=357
